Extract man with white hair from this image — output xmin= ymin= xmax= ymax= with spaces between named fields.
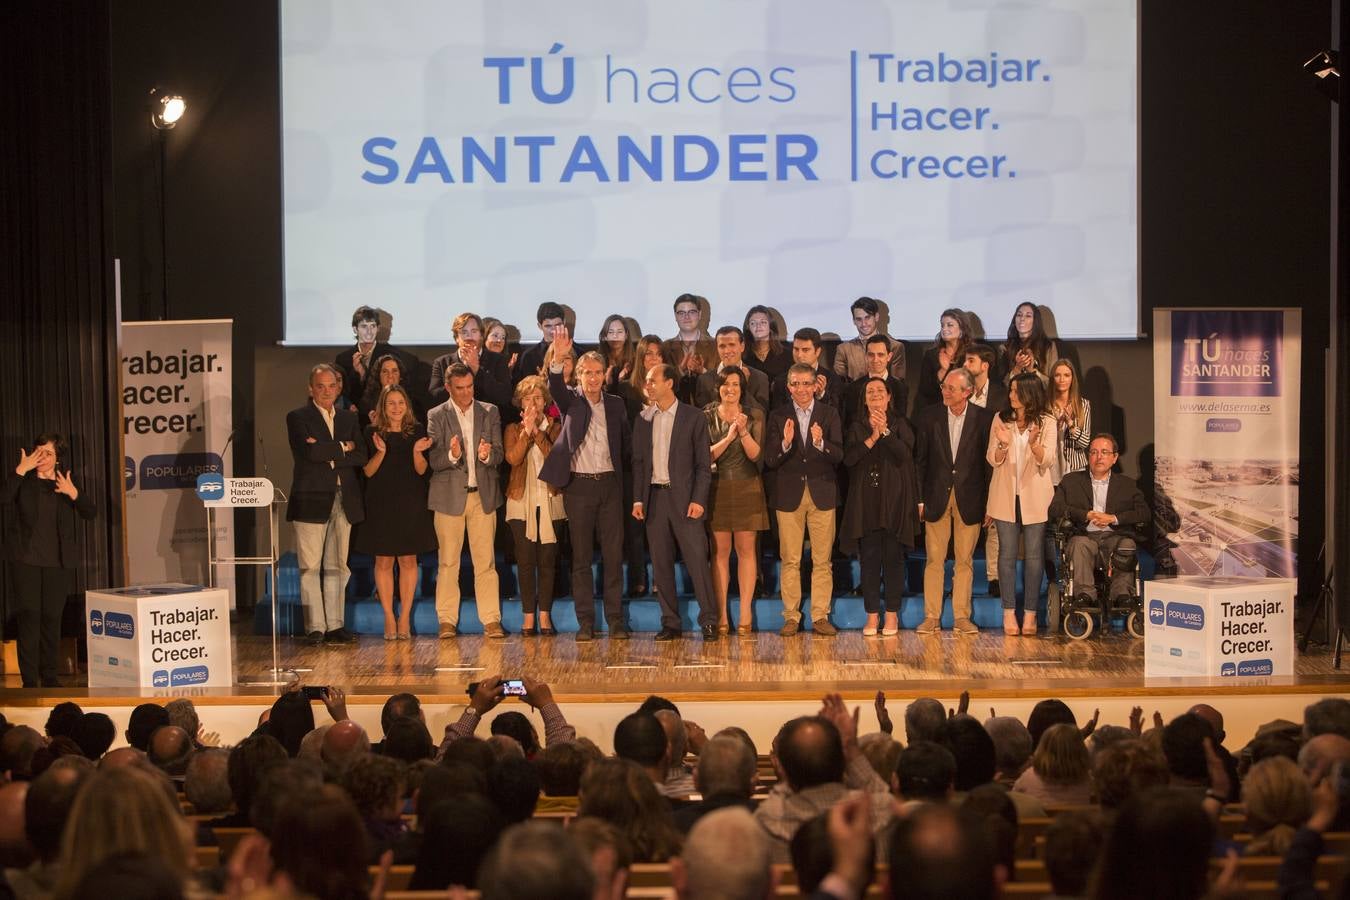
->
xmin=672 ymin=806 xmax=776 ymax=900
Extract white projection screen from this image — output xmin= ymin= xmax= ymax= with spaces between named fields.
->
xmin=280 ymin=0 xmax=1137 ymax=345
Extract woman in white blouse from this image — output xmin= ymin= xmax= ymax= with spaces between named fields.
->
xmin=986 ymin=373 xmax=1058 ymax=635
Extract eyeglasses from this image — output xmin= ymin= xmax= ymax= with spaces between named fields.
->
xmin=675 ymin=309 xmax=700 ymax=318
xmin=788 ymin=381 xmax=814 ymax=389
xmin=1089 ymin=449 xmax=1118 ymax=457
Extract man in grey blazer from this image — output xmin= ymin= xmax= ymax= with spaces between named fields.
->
xmin=632 ymin=363 xmax=716 ymax=641
xmin=427 ymin=363 xmax=505 ymax=638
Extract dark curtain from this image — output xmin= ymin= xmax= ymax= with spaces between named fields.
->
xmin=0 ymin=0 xmax=125 ymax=630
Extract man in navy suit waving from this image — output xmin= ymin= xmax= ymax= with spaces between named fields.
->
xmin=539 ymin=327 xmax=632 ymax=642
xmin=632 ymin=363 xmax=716 ymax=641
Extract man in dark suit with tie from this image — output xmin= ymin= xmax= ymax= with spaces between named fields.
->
xmin=540 ymin=327 xmax=632 ymax=641
xmin=763 ymin=363 xmax=844 ymax=636
xmin=632 ymin=363 xmax=716 ymax=641
xmin=693 ymin=326 xmax=771 ymax=412
xmin=913 ymin=367 xmax=994 ymax=636
xmin=1049 ymin=434 xmax=1150 ymax=609
xmin=286 ymin=363 xmax=367 ymax=644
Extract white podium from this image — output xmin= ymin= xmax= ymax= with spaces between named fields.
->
xmin=1144 ymin=576 xmax=1295 ymax=678
xmin=86 ymin=584 xmax=234 ymax=688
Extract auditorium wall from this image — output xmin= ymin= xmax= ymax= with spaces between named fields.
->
xmin=109 ymin=1 xmax=1333 ymax=598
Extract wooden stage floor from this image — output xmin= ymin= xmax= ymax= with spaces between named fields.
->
xmin=9 ymin=625 xmax=1340 ymax=703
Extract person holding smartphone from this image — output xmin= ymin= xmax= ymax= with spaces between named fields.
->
xmin=3 ymin=433 xmax=95 ymax=687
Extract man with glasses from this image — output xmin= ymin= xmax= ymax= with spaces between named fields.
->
xmin=1048 ymin=434 xmax=1149 ymax=612
xmin=913 ymin=368 xmax=994 ymax=635
xmin=763 ymin=363 xmax=844 ymax=635
xmin=664 ymin=294 xmax=718 ymax=401
xmin=540 ymin=326 xmax=633 ymax=641
xmin=770 ymin=328 xmax=842 ymax=409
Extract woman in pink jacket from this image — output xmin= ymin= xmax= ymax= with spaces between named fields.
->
xmin=986 ymin=373 xmax=1058 ymax=635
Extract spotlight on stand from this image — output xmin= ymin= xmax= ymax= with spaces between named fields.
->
xmin=1303 ymin=50 xmax=1340 ymax=103
xmin=149 ymin=88 xmax=188 ymax=129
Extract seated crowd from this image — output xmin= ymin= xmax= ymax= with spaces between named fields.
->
xmin=2 ymin=689 xmax=1349 ymax=899
xmin=287 ymin=295 xmax=1145 ymax=644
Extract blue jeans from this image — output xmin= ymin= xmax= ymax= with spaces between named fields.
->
xmin=995 ymin=499 xmax=1046 ymax=612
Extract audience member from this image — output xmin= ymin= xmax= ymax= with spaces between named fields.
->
xmin=672 ymin=736 xmax=757 ymax=833
xmin=478 ymin=820 xmax=595 ymax=900
xmin=491 ymin=710 xmax=541 ymax=757
xmin=654 ymin=709 xmax=696 ymax=797
xmin=940 ymin=714 xmax=997 ymax=795
xmin=4 ymin=762 xmax=88 ymax=898
xmin=1027 ymin=699 xmax=1077 ymax=750
xmin=1091 ymin=739 xmax=1169 ymax=811
xmin=1242 ymin=756 xmax=1311 ymax=856
xmin=887 ymin=803 xmax=1001 ymax=900
xmin=269 ymin=784 xmax=371 ymax=900
xmin=125 ymin=703 xmax=170 ymax=752
xmin=163 ymin=698 xmax=205 ymax=748
xmin=568 ymin=816 xmax=631 ymax=900
xmin=858 ymin=732 xmax=901 ymax=785
xmin=0 ymin=727 xmax=44 ymax=781
xmin=1044 ymin=810 xmax=1104 ymax=899
xmin=1090 ymin=787 xmax=1214 ymax=900
xmin=896 ymin=741 xmax=957 ymax=810
xmin=147 ymin=725 xmax=194 ymax=780
xmin=383 ymin=716 xmax=434 ymax=764
xmin=672 ymin=806 xmax=774 ymax=900
xmin=42 ymin=702 xmax=82 ymax=742
xmin=985 ymin=715 xmax=1034 ymax=786
xmin=488 ymin=756 xmax=542 ymax=824
xmin=182 ymin=748 xmax=231 ymax=816
xmin=577 ymin=758 xmax=683 ymax=862
xmin=905 ymin=698 xmax=946 ymax=745
xmin=212 ymin=733 xmax=287 ymax=829
xmin=1304 ymin=698 xmax=1350 ymax=740
xmin=0 ymin=782 xmax=32 ymax=869
xmin=71 ymin=713 xmax=115 ymax=761
xmin=536 ymin=741 xmax=593 ymax=798
xmin=1014 ymin=723 xmax=1093 ymax=806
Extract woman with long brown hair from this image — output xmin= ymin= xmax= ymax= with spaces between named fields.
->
xmin=986 ymin=373 xmax=1057 ymax=635
xmin=742 ymin=305 xmax=791 ymax=381
xmin=998 ymin=301 xmax=1058 ymax=386
xmin=1048 ymin=358 xmax=1092 ymax=479
xmin=705 ymin=366 xmax=767 ymax=634
xmin=916 ymin=309 xmax=974 ymax=410
xmin=355 ymin=383 xmax=436 ymax=638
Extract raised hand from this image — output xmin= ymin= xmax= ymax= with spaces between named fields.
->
xmin=352 ymin=350 xmax=367 ymax=378
xmin=460 ymin=342 xmax=481 ymax=373
xmin=322 ymin=685 xmax=349 ymax=722
xmin=809 ymin=422 xmax=823 ymax=446
xmin=815 ymin=373 xmax=828 ymax=398
xmin=782 ymin=417 xmax=795 ymax=445
xmin=874 ymin=690 xmax=893 ymax=735
xmin=412 ymin=436 xmax=432 ymax=453
xmin=477 ymin=437 xmax=492 ymax=462
xmin=732 ymin=412 xmax=749 ymax=434
xmin=15 ymin=446 xmax=47 ymax=475
xmin=371 ymin=432 xmax=386 ymax=453
xmin=1027 ymin=419 xmax=1041 ymax=444
xmin=869 ymin=408 xmax=887 ymax=437
xmin=1129 ymin=705 xmax=1144 ymax=735
xmin=449 ymin=435 xmax=462 ymax=459
xmin=552 ymin=324 xmax=573 ymax=359
xmin=994 ymin=418 xmax=1012 ymax=445
xmin=53 ymin=470 xmax=78 ymax=500
xmin=1015 ymin=348 xmax=1034 ymax=371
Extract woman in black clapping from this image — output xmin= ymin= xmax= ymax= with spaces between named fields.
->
xmin=916 ymin=308 xmax=973 ymax=410
xmin=840 ymin=379 xmax=919 ymax=637
xmin=355 ymin=384 xmax=436 ymax=639
xmin=3 ymin=433 xmax=95 ymax=687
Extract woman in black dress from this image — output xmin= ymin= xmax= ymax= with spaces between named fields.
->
xmin=841 ymin=379 xmax=919 ymax=637
xmin=2 ymin=433 xmax=95 ymax=687
xmin=916 ymin=309 xmax=974 ymax=411
xmin=356 ymin=384 xmax=436 ymax=638
xmin=742 ymin=305 xmax=791 ymax=382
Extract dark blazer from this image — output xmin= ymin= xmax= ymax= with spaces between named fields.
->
xmin=1049 ymin=470 xmax=1151 ymax=540
xmin=631 ymin=401 xmax=712 ymax=513
xmin=428 ymin=346 xmax=514 ymax=414
xmin=539 ymin=371 xmax=631 ymax=490
xmin=840 ymin=416 xmax=920 ymax=549
xmin=1 ymin=471 xmax=96 ymax=567
xmin=762 ymin=401 xmax=844 ymax=511
xmin=694 ymin=364 xmax=771 ymax=412
xmin=770 ymin=366 xmax=843 ymax=410
xmin=913 ymin=401 xmax=994 ymax=526
xmin=513 ymin=339 xmax=549 ymax=384
xmin=285 ymin=401 xmax=367 ymax=524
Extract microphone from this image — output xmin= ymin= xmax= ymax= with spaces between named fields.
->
xmin=218 ymin=429 xmax=238 ymax=475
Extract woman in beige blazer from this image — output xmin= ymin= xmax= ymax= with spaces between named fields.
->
xmin=986 ymin=373 xmax=1058 ymax=635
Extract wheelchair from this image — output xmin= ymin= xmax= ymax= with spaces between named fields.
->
xmin=1045 ymin=518 xmax=1145 ymax=640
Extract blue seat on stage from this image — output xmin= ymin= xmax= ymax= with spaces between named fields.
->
xmin=257 ymin=546 xmax=1155 ymax=636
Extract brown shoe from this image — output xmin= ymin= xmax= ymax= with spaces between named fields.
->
xmin=953 ymin=617 xmax=980 ymax=635
xmin=915 ymin=617 xmax=940 ymax=635
xmin=438 ymin=623 xmax=457 ymax=639
xmin=483 ymin=622 xmax=507 ymax=639
xmin=779 ymin=620 xmax=800 ymax=636
xmin=812 ymin=619 xmax=838 ymax=636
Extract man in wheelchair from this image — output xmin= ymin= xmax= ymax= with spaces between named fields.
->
xmin=1047 ymin=434 xmax=1151 ymax=636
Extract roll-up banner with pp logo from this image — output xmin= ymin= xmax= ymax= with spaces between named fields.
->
xmin=121 ymin=320 xmax=235 ymax=604
xmin=1151 ymin=309 xmax=1300 ymax=579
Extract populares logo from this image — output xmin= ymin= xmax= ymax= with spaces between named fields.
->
xmin=103 ymin=612 xmax=135 ymax=639
xmin=170 ymin=666 xmax=210 ymax=686
xmin=1237 ymin=659 xmax=1274 ymax=677
xmin=1165 ymin=601 xmax=1204 ymax=631
xmin=195 ymin=472 xmax=225 ymax=500
xmin=89 ymin=610 xmax=104 ymax=635
xmin=152 ymin=670 xmax=170 ymax=688
xmin=1148 ymin=599 xmax=1165 ymax=626
xmin=1220 ymin=662 xmax=1237 ymax=677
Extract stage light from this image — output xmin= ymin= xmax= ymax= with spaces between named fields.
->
xmin=150 ymin=89 xmax=188 ymax=129
xmin=1303 ymin=50 xmax=1340 ymax=103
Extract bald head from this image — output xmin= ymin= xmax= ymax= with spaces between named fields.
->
xmin=0 ymin=782 xmax=32 ymax=867
xmin=321 ymin=720 xmax=370 ymax=774
xmin=99 ymin=747 xmax=148 ymax=770
xmin=1299 ymin=733 xmax=1350 ymax=777
xmin=148 ymin=726 xmax=194 ymax=775
xmin=0 ymin=726 xmax=45 ymax=780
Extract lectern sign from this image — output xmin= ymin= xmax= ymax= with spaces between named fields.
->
xmin=197 ymin=474 xmax=274 ymax=507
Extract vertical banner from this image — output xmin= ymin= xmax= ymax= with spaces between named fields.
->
xmin=1153 ymin=309 xmax=1300 ymax=578
xmin=121 ymin=320 xmax=234 ymax=600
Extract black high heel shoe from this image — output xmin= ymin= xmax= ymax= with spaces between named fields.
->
xmin=538 ymin=623 xmax=557 ymax=636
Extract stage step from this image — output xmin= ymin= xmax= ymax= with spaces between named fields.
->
xmin=256 ymin=549 xmax=1155 ymax=636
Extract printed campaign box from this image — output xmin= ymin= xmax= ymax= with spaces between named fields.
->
xmin=86 ymin=584 xmax=233 ymax=688
xmin=1144 ymin=576 xmax=1294 ymax=678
